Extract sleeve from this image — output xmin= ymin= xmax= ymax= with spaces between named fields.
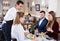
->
xmin=15 ymin=25 xmax=25 ymax=41
xmin=4 ymin=8 xmax=16 ymax=20
xmin=11 ymin=24 xmax=32 ymax=41
xmin=53 ymin=22 xmax=59 ymax=35
xmin=11 ymin=25 xmax=17 ymax=38
xmin=38 ymin=20 xmax=48 ymax=32
xmin=39 ymin=20 xmax=48 ymax=29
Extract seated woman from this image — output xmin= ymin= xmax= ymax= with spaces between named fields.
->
xmin=11 ymin=12 xmax=36 ymax=41
xmin=46 ymin=11 xmax=59 ymax=41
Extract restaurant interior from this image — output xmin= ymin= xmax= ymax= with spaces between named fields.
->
xmin=0 ymin=0 xmax=60 ymax=41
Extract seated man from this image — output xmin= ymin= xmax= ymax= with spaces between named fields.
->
xmin=37 ymin=11 xmax=48 ymax=33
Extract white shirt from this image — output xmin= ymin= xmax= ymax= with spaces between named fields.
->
xmin=39 ymin=18 xmax=45 ymax=26
xmin=2 ymin=7 xmax=18 ymax=23
xmin=24 ymin=29 xmax=29 ymax=33
xmin=11 ymin=24 xmax=31 ymax=41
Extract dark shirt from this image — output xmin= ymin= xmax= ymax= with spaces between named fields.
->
xmin=46 ymin=21 xmax=59 ymax=40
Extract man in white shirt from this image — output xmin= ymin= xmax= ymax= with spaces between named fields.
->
xmin=2 ymin=0 xmax=24 ymax=41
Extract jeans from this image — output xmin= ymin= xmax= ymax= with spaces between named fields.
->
xmin=2 ymin=20 xmax=13 ymax=41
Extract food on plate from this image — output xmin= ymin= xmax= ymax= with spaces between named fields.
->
xmin=27 ymin=34 xmax=35 ymax=39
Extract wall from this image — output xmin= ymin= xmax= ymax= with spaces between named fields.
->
xmin=0 ymin=0 xmax=3 ymax=15
xmin=0 ymin=0 xmax=17 ymax=15
xmin=48 ymin=0 xmax=58 ymax=17
xmin=57 ymin=0 xmax=60 ymax=17
xmin=48 ymin=0 xmax=57 ymax=12
xmin=23 ymin=0 xmax=28 ymax=15
xmin=10 ymin=0 xmax=17 ymax=8
xmin=0 ymin=0 xmax=60 ymax=17
xmin=48 ymin=0 xmax=60 ymax=17
xmin=27 ymin=0 xmax=48 ymax=17
xmin=27 ymin=0 xmax=60 ymax=17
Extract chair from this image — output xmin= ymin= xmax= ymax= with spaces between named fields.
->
xmin=11 ymin=38 xmax=17 ymax=41
xmin=56 ymin=17 xmax=60 ymax=40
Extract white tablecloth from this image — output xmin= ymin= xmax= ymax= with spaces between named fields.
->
xmin=38 ymin=36 xmax=55 ymax=41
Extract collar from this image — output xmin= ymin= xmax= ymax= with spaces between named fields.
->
xmin=15 ymin=6 xmax=20 ymax=12
xmin=40 ymin=17 xmax=45 ymax=21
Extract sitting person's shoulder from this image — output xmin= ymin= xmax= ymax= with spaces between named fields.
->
xmin=44 ymin=18 xmax=48 ymax=21
xmin=54 ymin=20 xmax=59 ymax=25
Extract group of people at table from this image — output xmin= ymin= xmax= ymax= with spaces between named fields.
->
xmin=1 ymin=0 xmax=59 ymax=41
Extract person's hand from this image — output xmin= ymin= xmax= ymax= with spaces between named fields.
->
xmin=47 ymin=28 xmax=53 ymax=32
xmin=50 ymin=29 xmax=53 ymax=32
xmin=41 ymin=32 xmax=46 ymax=35
xmin=24 ymin=32 xmax=29 ymax=37
xmin=32 ymin=37 xmax=38 ymax=41
xmin=35 ymin=29 xmax=38 ymax=33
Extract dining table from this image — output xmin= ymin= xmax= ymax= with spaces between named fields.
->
xmin=25 ymin=33 xmax=56 ymax=41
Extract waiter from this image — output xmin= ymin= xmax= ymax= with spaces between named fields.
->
xmin=2 ymin=0 xmax=24 ymax=41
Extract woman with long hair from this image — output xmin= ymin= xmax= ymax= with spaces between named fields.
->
xmin=46 ymin=11 xmax=59 ymax=41
xmin=11 ymin=12 xmax=37 ymax=41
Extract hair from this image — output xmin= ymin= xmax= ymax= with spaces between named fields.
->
xmin=49 ymin=11 xmax=56 ymax=21
xmin=40 ymin=11 xmax=45 ymax=14
xmin=47 ymin=11 xmax=56 ymax=28
xmin=14 ymin=12 xmax=24 ymax=25
xmin=16 ymin=0 xmax=24 ymax=5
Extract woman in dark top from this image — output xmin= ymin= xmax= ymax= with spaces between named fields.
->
xmin=46 ymin=11 xmax=59 ymax=41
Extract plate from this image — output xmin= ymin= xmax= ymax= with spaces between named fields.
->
xmin=27 ymin=34 xmax=35 ymax=39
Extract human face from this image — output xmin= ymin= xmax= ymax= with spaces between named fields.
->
xmin=40 ymin=13 xmax=45 ymax=19
xmin=20 ymin=16 xmax=25 ymax=23
xmin=48 ymin=14 xmax=53 ymax=21
xmin=16 ymin=3 xmax=24 ymax=10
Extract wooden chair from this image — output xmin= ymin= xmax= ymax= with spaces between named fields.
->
xmin=56 ymin=17 xmax=60 ymax=40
